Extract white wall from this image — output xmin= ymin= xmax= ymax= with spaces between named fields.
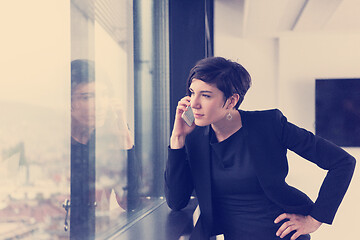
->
xmin=215 ymin=35 xmax=279 ymax=110
xmin=278 ymin=32 xmax=360 ymax=129
xmin=277 ymin=32 xmax=360 ymax=240
xmin=215 ymin=28 xmax=360 ymax=240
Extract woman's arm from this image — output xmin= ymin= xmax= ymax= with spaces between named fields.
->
xmin=165 ymin=96 xmax=196 ymax=210
xmin=164 ymin=147 xmax=194 ymax=210
xmin=275 ymin=109 xmax=356 ymax=223
xmin=272 ymin=109 xmax=355 ymax=239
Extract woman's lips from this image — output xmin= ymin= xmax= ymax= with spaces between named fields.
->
xmin=194 ymin=113 xmax=203 ymax=118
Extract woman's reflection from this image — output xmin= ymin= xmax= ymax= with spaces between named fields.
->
xmin=70 ymin=59 xmax=140 ymax=239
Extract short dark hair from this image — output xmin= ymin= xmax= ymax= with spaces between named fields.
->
xmin=71 ymin=59 xmax=95 ymax=94
xmin=186 ymin=57 xmax=251 ymax=109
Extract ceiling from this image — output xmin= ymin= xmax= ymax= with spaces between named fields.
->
xmin=215 ymin=0 xmax=360 ymax=38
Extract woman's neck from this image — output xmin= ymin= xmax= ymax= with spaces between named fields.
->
xmin=211 ymin=109 xmax=242 ymax=142
xmin=71 ymin=123 xmax=94 ymax=144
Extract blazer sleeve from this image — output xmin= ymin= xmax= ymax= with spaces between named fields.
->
xmin=274 ymin=109 xmax=356 ymax=224
xmin=164 ymin=146 xmax=194 ymax=210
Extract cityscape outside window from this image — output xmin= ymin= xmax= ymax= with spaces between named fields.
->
xmin=0 ymin=0 xmax=168 ymax=239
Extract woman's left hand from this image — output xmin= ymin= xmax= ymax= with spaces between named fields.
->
xmin=274 ymin=213 xmax=322 ymax=239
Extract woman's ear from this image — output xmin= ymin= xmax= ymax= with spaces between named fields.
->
xmin=226 ymin=94 xmax=240 ymax=109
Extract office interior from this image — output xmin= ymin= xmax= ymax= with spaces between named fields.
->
xmin=0 ymin=0 xmax=359 ymax=239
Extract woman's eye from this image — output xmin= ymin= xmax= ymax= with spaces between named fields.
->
xmin=202 ymin=94 xmax=211 ymax=98
xmin=81 ymin=94 xmax=95 ymax=101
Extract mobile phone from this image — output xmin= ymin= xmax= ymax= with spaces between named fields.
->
xmin=181 ymin=106 xmax=195 ymax=126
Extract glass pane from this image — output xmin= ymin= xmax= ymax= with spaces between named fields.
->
xmin=70 ymin=0 xmax=146 ymax=238
xmin=93 ymin=20 xmax=139 ymax=237
xmin=0 ymin=0 xmax=169 ymax=238
xmin=0 ymin=1 xmax=71 ymax=239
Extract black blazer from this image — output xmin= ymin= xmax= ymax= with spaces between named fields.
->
xmin=165 ymin=109 xmax=356 ymax=240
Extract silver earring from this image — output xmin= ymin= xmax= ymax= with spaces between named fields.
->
xmin=226 ymin=112 xmax=232 ymax=120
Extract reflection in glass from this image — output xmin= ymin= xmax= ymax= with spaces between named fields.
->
xmin=70 ymin=59 xmax=141 ymax=239
xmin=70 ymin=59 xmax=96 ymax=239
xmin=0 ymin=0 xmax=168 ymax=238
xmin=70 ymin=0 xmax=144 ymax=238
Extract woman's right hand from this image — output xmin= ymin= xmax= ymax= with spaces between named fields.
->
xmin=170 ymin=96 xmax=196 ymax=149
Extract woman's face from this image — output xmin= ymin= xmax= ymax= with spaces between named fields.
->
xmin=189 ymin=79 xmax=229 ymax=126
xmin=71 ymin=82 xmax=109 ymax=129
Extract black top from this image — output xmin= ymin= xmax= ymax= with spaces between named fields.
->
xmin=70 ymin=136 xmax=96 ymax=240
xmin=210 ymin=126 xmax=308 ymax=240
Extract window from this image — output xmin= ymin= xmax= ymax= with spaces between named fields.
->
xmin=0 ymin=0 xmax=169 ymax=239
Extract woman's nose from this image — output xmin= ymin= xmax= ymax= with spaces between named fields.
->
xmin=191 ymin=96 xmax=200 ymax=109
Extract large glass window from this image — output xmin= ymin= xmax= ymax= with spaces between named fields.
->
xmin=0 ymin=0 xmax=168 ymax=239
xmin=0 ymin=1 xmax=71 ymax=239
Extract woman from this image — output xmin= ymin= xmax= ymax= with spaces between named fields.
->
xmin=164 ymin=57 xmax=356 ymax=240
xmin=70 ymin=59 xmax=140 ymax=239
